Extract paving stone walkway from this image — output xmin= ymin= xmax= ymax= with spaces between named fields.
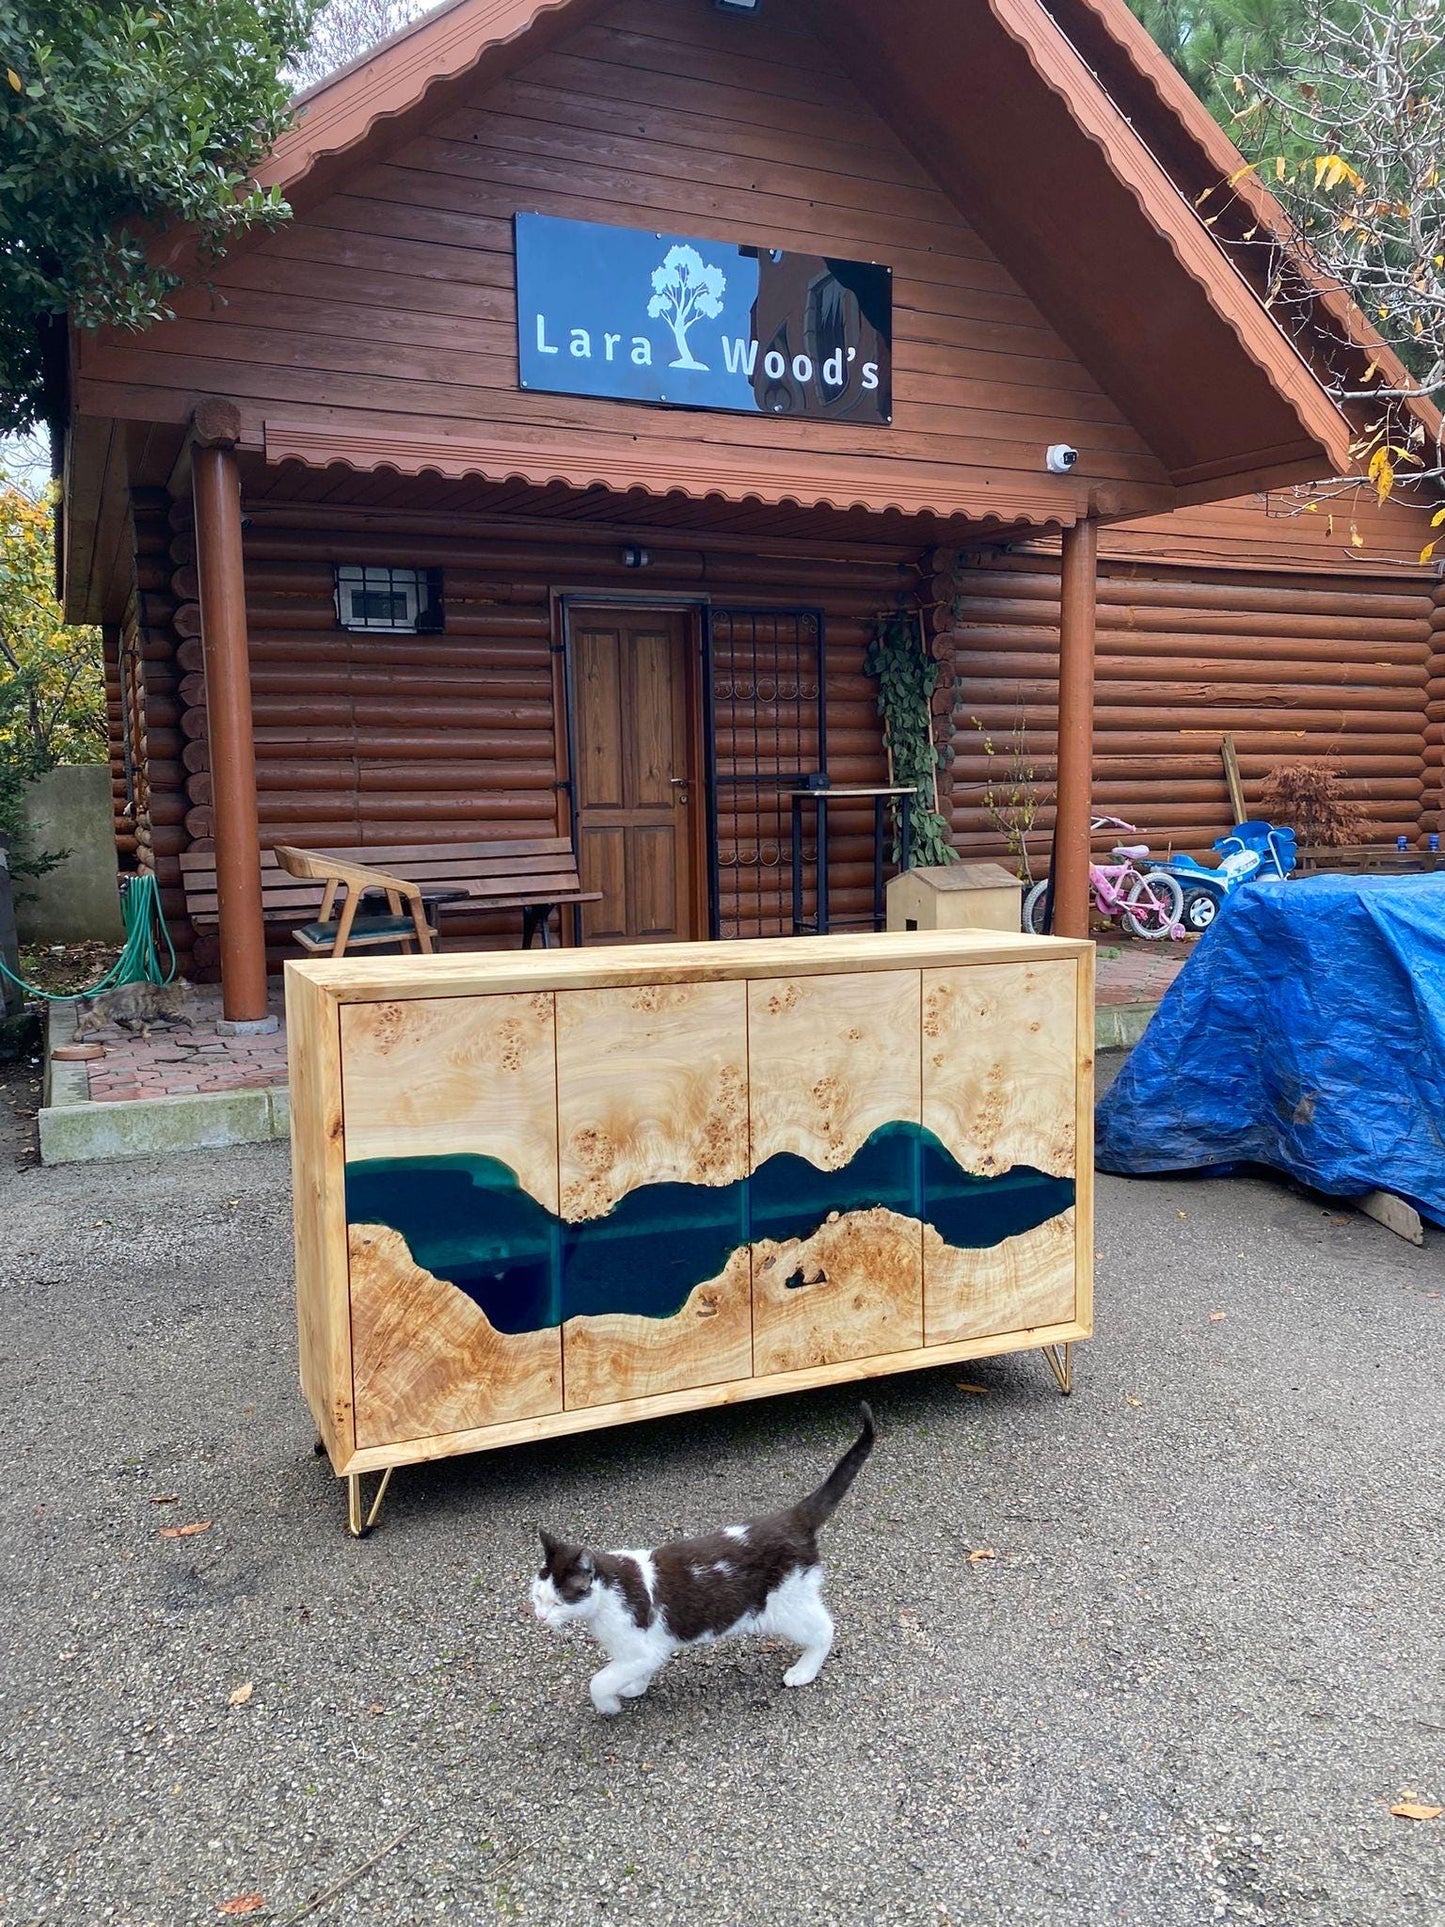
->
xmin=1094 ymin=938 xmax=1190 ymax=1007
xmin=81 ymin=988 xmax=287 ymax=1103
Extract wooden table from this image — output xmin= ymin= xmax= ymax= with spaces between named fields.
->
xmin=789 ymin=785 xmax=916 ymax=935
xmin=287 ymin=929 xmax=1094 ymax=1534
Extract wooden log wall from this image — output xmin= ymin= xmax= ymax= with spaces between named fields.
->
xmin=1428 ymin=580 xmax=1445 ymax=840
xmin=100 ymin=620 xmax=133 ymax=867
xmin=944 ymin=549 xmax=1434 ymax=864
xmin=152 ymin=505 xmax=911 ymax=975
xmin=113 ymin=492 xmax=187 ymax=927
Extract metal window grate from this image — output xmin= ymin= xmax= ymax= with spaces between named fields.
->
xmin=333 ymin=564 xmax=444 ymax=633
xmin=704 ymin=606 xmax=827 ymax=939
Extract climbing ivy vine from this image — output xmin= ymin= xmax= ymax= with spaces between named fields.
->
xmin=862 ymin=606 xmax=955 ymax=869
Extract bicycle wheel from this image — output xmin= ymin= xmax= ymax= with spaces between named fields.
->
xmin=1122 ymin=870 xmax=1184 ymax=939
xmin=1022 ymin=878 xmax=1051 ymax=934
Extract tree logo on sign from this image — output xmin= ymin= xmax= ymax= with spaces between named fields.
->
xmin=647 ymin=245 xmax=726 ymax=371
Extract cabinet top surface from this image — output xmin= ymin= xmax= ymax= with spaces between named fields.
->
xmin=285 ymin=930 xmax=1092 ymax=1003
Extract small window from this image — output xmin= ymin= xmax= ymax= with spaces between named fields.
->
xmin=333 ymin=564 xmax=444 ymax=633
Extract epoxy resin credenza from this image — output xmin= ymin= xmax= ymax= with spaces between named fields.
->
xmin=288 ymin=931 xmax=1093 ymax=1512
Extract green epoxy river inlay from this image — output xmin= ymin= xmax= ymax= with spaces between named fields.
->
xmin=346 ymin=1123 xmax=1074 ymax=1336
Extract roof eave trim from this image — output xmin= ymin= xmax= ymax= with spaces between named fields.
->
xmin=1057 ymin=0 xmax=1443 ymax=444
xmin=260 ymin=0 xmax=577 ymax=197
xmin=983 ymin=0 xmax=1353 ymax=477
xmin=261 ymin=420 xmax=1085 ymax=530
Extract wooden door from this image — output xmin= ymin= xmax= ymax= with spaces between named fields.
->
xmin=572 ymin=608 xmax=699 ymax=943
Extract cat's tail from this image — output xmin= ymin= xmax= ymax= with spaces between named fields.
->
xmin=797 ymin=1404 xmax=875 ymax=1532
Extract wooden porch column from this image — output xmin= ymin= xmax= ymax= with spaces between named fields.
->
xmin=190 ymin=403 xmax=269 ymax=1025
xmin=1053 ymin=515 xmax=1098 ymax=940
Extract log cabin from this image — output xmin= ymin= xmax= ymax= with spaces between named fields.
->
xmin=57 ymin=0 xmax=1443 ymax=1023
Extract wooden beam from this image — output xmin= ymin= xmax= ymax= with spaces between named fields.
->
xmin=1053 ymin=515 xmax=1099 ymax=939
xmin=1221 ymin=733 xmax=1247 ymax=825
xmin=190 ymin=403 xmax=269 ymax=1024
xmin=1356 ymin=1191 xmax=1425 ymax=1246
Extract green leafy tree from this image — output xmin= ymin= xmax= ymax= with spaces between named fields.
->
xmin=0 ymin=470 xmax=105 ymax=873
xmin=0 ymin=0 xmax=319 ymax=436
xmin=1127 ymin=0 xmax=1310 ymax=121
xmin=1133 ymin=0 xmax=1445 ymax=503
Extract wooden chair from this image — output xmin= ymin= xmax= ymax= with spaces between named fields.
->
xmin=271 ymin=845 xmax=437 ymax=959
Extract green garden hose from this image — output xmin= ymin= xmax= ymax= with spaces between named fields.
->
xmin=0 ymin=870 xmax=177 ymax=1003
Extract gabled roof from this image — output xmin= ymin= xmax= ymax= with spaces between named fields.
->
xmin=257 ymin=0 xmax=1358 ymax=490
xmin=70 ymin=0 xmax=1414 ymax=621
xmin=261 ymin=0 xmax=602 ymax=204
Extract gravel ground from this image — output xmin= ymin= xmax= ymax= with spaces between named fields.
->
xmin=0 ymin=1058 xmax=1442 ymax=1927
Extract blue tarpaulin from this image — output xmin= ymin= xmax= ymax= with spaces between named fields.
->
xmin=1096 ymin=874 xmax=1445 ymax=1225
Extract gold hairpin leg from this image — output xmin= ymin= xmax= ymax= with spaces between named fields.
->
xmin=346 ymin=1467 xmax=394 ymax=1538
xmin=1041 ymin=1342 xmax=1073 ymax=1396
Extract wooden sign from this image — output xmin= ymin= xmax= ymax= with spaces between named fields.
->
xmin=288 ymin=931 xmax=1093 ymax=1496
xmin=515 ymin=214 xmax=893 ymax=422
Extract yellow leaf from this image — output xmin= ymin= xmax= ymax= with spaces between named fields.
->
xmin=1350 ymin=527 xmax=1365 ymax=548
xmin=6 ymin=69 xmax=20 ymax=90
xmin=228 ymin=1681 xmax=253 ymax=1708
xmin=1227 ymin=162 xmax=1257 ymax=187
xmin=1361 ymin=360 xmax=1378 ymax=383
xmin=1430 ymin=506 xmax=1445 ymax=525
xmin=1390 ymin=1803 xmax=1442 ymax=1821
xmin=1420 ymin=543 xmax=1437 ymax=565
xmin=1275 ymin=155 xmax=1287 ymax=181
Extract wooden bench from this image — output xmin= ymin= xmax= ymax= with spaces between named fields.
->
xmin=179 ymin=836 xmax=601 ymax=953
xmin=1296 ymin=845 xmax=1445 ymax=875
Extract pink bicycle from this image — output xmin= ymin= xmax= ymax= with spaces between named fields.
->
xmin=1023 ymin=817 xmax=1185 ymax=939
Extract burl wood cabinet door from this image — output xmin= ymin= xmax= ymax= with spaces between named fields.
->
xmin=339 ymin=995 xmax=564 ymax=1450
xmin=920 ymin=963 xmax=1079 ymax=1345
xmin=747 ymin=971 xmax=924 ymax=1375
xmin=555 ymin=980 xmax=752 ymax=1409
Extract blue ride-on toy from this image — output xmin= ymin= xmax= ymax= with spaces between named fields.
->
xmin=1164 ymin=820 xmax=1297 ymax=933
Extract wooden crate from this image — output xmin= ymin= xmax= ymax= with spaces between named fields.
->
xmin=287 ymin=930 xmax=1094 ymax=1478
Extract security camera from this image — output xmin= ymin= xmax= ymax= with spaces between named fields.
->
xmin=1045 ymin=444 xmax=1079 ymax=474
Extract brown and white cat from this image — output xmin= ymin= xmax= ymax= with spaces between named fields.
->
xmin=530 ymin=1404 xmax=875 ymax=1714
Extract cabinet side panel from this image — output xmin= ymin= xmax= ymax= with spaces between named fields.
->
xmin=1074 ymin=943 xmax=1096 ymax=1337
xmin=287 ymin=967 xmax=353 ymax=1464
